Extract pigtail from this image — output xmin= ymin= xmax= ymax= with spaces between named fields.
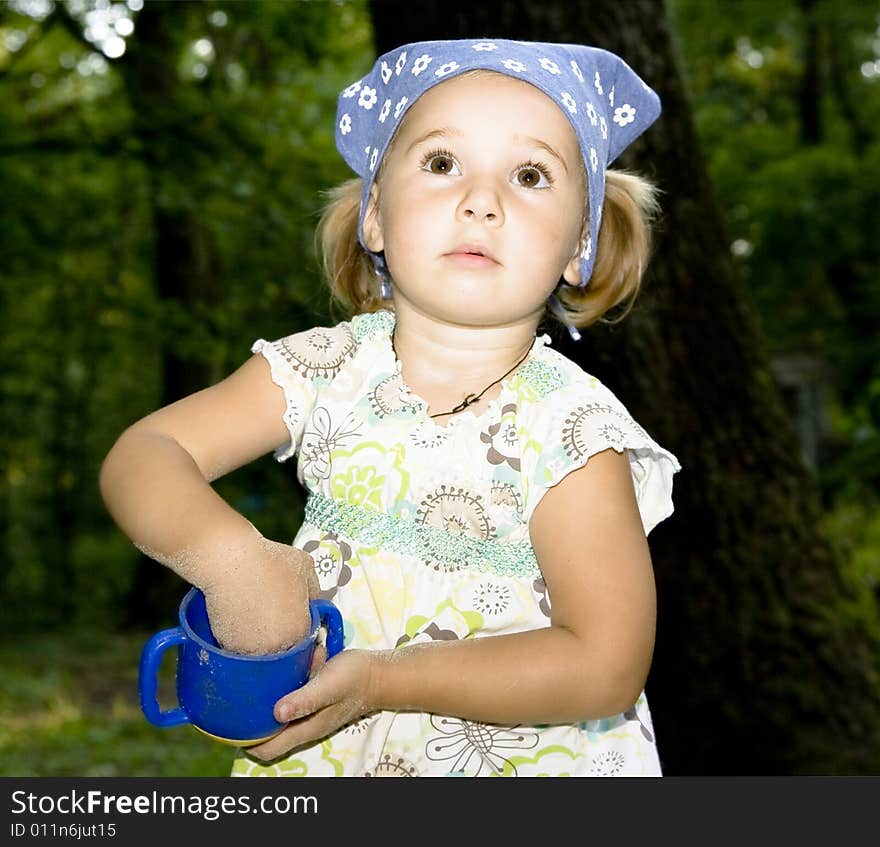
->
xmin=555 ymin=168 xmax=662 ymax=329
xmin=314 ymin=178 xmax=386 ymax=317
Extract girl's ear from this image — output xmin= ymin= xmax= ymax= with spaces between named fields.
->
xmin=561 ymin=246 xmax=582 ymax=286
xmin=362 ymin=184 xmax=384 ymax=253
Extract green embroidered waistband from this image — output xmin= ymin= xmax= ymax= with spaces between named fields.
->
xmin=303 ymin=492 xmax=541 ymax=579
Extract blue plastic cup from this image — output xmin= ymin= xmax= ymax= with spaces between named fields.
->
xmin=138 ymin=587 xmax=344 ymax=746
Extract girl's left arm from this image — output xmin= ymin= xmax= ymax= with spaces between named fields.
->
xmin=248 ymin=447 xmax=656 ymax=761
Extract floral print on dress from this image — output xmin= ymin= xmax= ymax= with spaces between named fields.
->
xmin=396 ymin=602 xmax=481 ymax=646
xmin=276 ymin=324 xmax=357 ymax=381
xmin=533 ymin=576 xmax=552 ymax=618
xmin=344 ymin=714 xmax=379 ymax=735
xmin=395 ymin=621 xmax=459 ymax=647
xmin=300 ymin=407 xmax=363 ymax=480
xmin=624 ymin=700 xmax=655 ymax=743
xmin=408 ymin=419 xmax=452 ymax=450
xmin=425 ymin=717 xmax=540 ymax=776
xmin=589 ymin=750 xmax=626 ymax=776
xmin=364 ymin=754 xmax=419 ymax=777
xmin=417 ymin=485 xmax=495 ymax=541
xmin=561 ymin=401 xmax=649 ymax=462
xmin=471 ymin=580 xmax=513 ymax=617
xmin=301 ymin=532 xmax=353 ymax=601
xmin=231 ymin=311 xmax=681 ymax=777
xmin=489 ymin=480 xmax=521 ymax=512
xmin=368 ymin=371 xmax=421 ymax=419
xmin=480 ymin=403 xmax=521 ymax=471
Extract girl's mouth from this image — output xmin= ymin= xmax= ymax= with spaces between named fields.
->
xmin=444 ymin=252 xmax=499 ymax=268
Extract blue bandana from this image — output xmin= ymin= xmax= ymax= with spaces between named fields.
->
xmin=334 ymin=38 xmax=660 ymax=289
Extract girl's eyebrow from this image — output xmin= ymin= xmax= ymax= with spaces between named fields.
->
xmin=405 ymin=126 xmax=463 ymax=154
xmin=519 ymin=135 xmax=569 ymax=175
xmin=405 ymin=127 xmax=569 ymax=174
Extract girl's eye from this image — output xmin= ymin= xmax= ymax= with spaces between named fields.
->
xmin=514 ymin=163 xmax=553 ymax=189
xmin=420 ymin=149 xmax=460 ymax=175
xmin=418 ymin=148 xmax=553 ymax=188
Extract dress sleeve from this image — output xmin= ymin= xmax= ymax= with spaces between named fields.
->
xmin=523 ymin=381 xmax=682 ymax=537
xmin=251 ymin=321 xmax=357 ymax=463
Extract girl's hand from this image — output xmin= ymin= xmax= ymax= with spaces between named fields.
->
xmin=202 ymin=538 xmax=319 ymax=656
xmin=244 ymin=649 xmax=380 ymax=763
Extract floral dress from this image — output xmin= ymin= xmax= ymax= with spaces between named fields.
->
xmin=230 ymin=309 xmax=681 ymax=777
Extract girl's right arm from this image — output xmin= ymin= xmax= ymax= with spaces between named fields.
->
xmin=99 ymin=353 xmax=317 ymax=655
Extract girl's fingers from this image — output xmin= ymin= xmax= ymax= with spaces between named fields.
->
xmin=248 ymin=702 xmax=348 ymax=762
xmin=245 ymin=652 xmax=370 ymax=762
xmin=274 ymin=649 xmax=354 ymax=721
xmin=273 ymin=674 xmax=325 ymax=724
xmin=246 ymin=718 xmax=320 ymax=762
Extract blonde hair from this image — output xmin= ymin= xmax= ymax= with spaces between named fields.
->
xmin=316 ymin=167 xmax=661 ymax=329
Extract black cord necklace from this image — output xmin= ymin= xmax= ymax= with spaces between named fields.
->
xmin=391 ymin=330 xmax=533 ymax=419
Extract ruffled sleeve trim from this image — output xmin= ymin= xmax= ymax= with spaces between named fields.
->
xmin=525 ymin=385 xmax=682 ymax=537
xmin=251 ymin=338 xmax=309 ymax=462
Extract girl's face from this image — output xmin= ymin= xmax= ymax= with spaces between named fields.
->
xmin=363 ymin=72 xmax=587 ymax=329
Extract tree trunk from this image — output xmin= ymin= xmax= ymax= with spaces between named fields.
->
xmin=115 ymin=1 xmax=220 ymax=627
xmin=368 ymin=0 xmax=880 ymax=774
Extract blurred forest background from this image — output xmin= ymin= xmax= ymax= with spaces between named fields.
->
xmin=1 ymin=0 xmax=879 ymax=776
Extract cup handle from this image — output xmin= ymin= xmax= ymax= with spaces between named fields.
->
xmin=313 ymin=599 xmax=345 ymax=659
xmin=138 ymin=627 xmax=189 ymax=728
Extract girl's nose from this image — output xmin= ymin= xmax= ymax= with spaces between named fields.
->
xmin=456 ymin=180 xmax=505 ymax=226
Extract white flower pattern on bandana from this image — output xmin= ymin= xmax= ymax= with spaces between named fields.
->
xmin=332 ymin=39 xmax=662 ymax=333
xmin=358 ymin=86 xmax=377 ymax=110
xmin=613 ymin=103 xmax=637 ymax=127
xmin=412 ymin=54 xmax=432 ymax=76
xmin=585 ymin=100 xmax=598 ymax=126
xmin=435 ymin=61 xmax=460 ymax=78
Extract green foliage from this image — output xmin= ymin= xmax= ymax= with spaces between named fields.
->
xmin=0 ymin=0 xmax=375 ymax=628
xmin=0 ymin=628 xmax=232 ymax=776
xmin=670 ymin=0 xmax=880 ymax=573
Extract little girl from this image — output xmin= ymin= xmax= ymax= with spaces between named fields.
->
xmin=100 ymin=38 xmax=682 ymax=777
